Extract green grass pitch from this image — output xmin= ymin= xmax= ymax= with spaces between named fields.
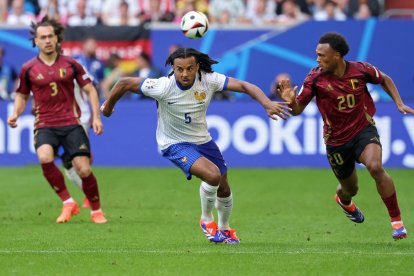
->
xmin=0 ymin=167 xmax=413 ymax=275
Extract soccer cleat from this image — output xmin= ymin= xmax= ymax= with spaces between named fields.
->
xmin=91 ymin=211 xmax=108 ymax=224
xmin=56 ymin=202 xmax=80 ymax=223
xmin=82 ymin=197 xmax=91 ymax=209
xmin=199 ymin=220 xmax=227 ymax=243
xmin=335 ymin=194 xmax=364 ymax=223
xmin=392 ymin=221 xmax=407 ymax=240
xmin=221 ymin=229 xmax=240 ymax=244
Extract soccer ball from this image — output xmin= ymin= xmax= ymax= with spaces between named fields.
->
xmin=180 ymin=11 xmax=209 ymax=39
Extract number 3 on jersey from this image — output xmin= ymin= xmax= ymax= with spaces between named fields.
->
xmin=50 ymin=82 xmax=59 ymax=96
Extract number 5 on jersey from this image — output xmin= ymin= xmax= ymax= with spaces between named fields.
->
xmin=184 ymin=113 xmax=191 ymax=124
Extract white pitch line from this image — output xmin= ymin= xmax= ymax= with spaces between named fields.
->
xmin=0 ymin=249 xmax=413 ymax=256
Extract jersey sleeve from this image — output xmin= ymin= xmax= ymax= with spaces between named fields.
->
xmin=74 ymin=60 xmax=92 ymax=88
xmin=205 ymin=72 xmax=228 ymax=92
xmin=358 ymin=62 xmax=383 ymax=84
xmin=16 ymin=66 xmax=31 ymax=95
xmin=139 ymin=77 xmax=168 ymax=100
xmin=296 ymin=74 xmax=315 ymax=107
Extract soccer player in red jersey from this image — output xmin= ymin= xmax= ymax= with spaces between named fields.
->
xmin=278 ymin=32 xmax=414 ymax=239
xmin=7 ymin=16 xmax=107 ymax=224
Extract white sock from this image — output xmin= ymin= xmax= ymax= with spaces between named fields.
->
xmin=64 ymin=167 xmax=83 ymax=190
xmin=199 ymin=181 xmax=218 ymax=223
xmin=63 ymin=197 xmax=75 ymax=204
xmin=215 ymin=194 xmax=233 ymax=230
xmin=91 ymin=208 xmax=102 ymax=214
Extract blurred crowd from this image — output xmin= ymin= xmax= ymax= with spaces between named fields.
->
xmin=0 ymin=0 xmax=400 ymax=103
xmin=0 ymin=0 xmax=390 ymax=27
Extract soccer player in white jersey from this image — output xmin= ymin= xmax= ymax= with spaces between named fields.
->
xmin=101 ymin=48 xmax=291 ymax=244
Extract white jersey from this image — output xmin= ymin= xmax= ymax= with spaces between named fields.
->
xmin=74 ymin=84 xmax=91 ymax=133
xmin=140 ymin=71 xmax=228 ymax=150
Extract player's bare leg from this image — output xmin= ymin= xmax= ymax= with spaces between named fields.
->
xmin=72 ymin=156 xmax=107 ymax=224
xmin=61 ymin=152 xmax=90 ymax=208
xmin=37 ymin=145 xmax=79 ymax=223
xmin=335 ymin=169 xmax=364 ymax=223
xmin=359 ymin=144 xmax=406 ymax=239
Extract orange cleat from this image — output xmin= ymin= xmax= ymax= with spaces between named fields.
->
xmin=82 ymin=197 xmax=91 ymax=209
xmin=91 ymin=211 xmax=108 ymax=224
xmin=56 ymin=202 xmax=80 ymax=223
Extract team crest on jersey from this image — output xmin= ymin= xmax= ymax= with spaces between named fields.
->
xmin=350 ymin=79 xmax=359 ymax=90
xmin=59 ymin=68 xmax=66 ymax=78
xmin=181 ymin=156 xmax=187 ymax=163
xmin=194 ymin=91 xmax=206 ymax=102
xmin=145 ymin=80 xmax=156 ymax=89
xmin=36 ymin=73 xmax=44 ymax=80
xmin=325 ymin=84 xmax=334 ymax=91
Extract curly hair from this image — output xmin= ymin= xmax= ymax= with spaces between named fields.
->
xmin=319 ymin=32 xmax=349 ymax=57
xmin=165 ymin=47 xmax=218 ymax=81
xmin=30 ymin=16 xmax=64 ymax=53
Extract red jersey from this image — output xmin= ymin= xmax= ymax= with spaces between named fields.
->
xmin=17 ymin=55 xmax=92 ymax=129
xmin=297 ymin=61 xmax=383 ymax=146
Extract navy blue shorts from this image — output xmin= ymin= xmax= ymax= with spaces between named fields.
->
xmin=161 ymin=140 xmax=227 ymax=180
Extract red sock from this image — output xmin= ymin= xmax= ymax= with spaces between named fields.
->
xmin=82 ymin=173 xmax=101 ymax=211
xmin=381 ymin=193 xmax=401 ymax=222
xmin=41 ymin=162 xmax=70 ymax=201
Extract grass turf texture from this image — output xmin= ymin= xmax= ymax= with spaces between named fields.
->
xmin=0 ymin=167 xmax=413 ymax=275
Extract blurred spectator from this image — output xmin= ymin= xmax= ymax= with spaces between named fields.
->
xmin=354 ymin=2 xmax=374 ymax=19
xmin=346 ymin=0 xmax=381 ymax=18
xmin=0 ymin=0 xmax=7 ymax=23
xmin=131 ymin=52 xmax=163 ymax=79
xmin=277 ymin=0 xmax=310 ymax=24
xmin=269 ymin=72 xmax=292 ymax=100
xmin=208 ymin=0 xmax=246 ymax=24
xmin=73 ymin=37 xmax=105 ymax=97
xmin=276 ymin=0 xmax=312 ymax=16
xmin=67 ymin=0 xmax=99 ymax=26
xmin=67 ymin=0 xmax=102 ymax=22
xmin=101 ymin=0 xmax=138 ymax=25
xmin=137 ymin=0 xmax=175 ymax=23
xmin=314 ymin=0 xmax=347 ymax=20
xmin=101 ymin=53 xmax=123 ymax=99
xmin=174 ymin=0 xmax=209 ymax=23
xmin=129 ymin=52 xmax=163 ymax=99
xmin=106 ymin=0 xmax=140 ymax=26
xmin=0 ymin=45 xmax=18 ymax=100
xmin=37 ymin=0 xmax=67 ymax=25
xmin=7 ymin=0 xmax=36 ymax=26
xmin=245 ymin=0 xmax=278 ymax=25
xmin=307 ymin=0 xmax=327 ymax=15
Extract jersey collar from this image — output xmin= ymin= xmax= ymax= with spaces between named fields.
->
xmin=175 ymin=75 xmax=196 ymax=91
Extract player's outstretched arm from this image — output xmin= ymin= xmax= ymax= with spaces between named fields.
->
xmin=277 ymin=79 xmax=306 ymax=116
xmin=100 ymin=77 xmax=144 ymax=117
xmin=7 ymin=92 xmax=29 ymax=128
xmin=226 ymin=77 xmax=291 ymax=120
xmin=381 ymin=72 xmax=414 ymax=116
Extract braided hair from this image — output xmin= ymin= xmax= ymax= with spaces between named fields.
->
xmin=165 ymin=48 xmax=218 ymax=81
xmin=30 ymin=16 xmax=64 ymax=53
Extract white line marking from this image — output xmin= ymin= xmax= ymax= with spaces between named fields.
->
xmin=0 ymin=249 xmax=413 ymax=256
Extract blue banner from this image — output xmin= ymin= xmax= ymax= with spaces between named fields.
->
xmin=1 ymin=101 xmax=413 ymax=168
